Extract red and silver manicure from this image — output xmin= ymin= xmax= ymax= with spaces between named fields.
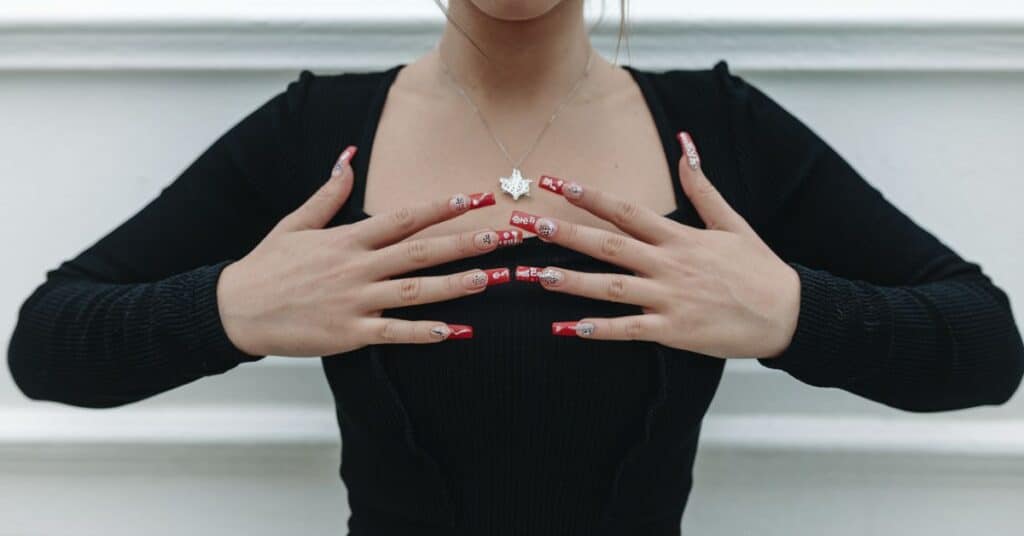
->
xmin=496 ymin=228 xmax=524 ymax=247
xmin=484 ymin=267 xmax=511 ymax=285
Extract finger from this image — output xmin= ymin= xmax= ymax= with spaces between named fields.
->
xmin=349 ymin=191 xmax=496 ymax=249
xmin=531 ymin=266 xmax=664 ymax=308
xmin=369 ymin=228 xmax=512 ymax=278
xmin=676 ymin=132 xmax=752 ymax=234
xmin=536 ymin=175 xmax=685 ymax=245
xmin=551 ymin=314 xmax=666 ymax=341
xmin=358 ymin=318 xmax=474 ymax=344
xmin=508 ymin=211 xmax=662 ymax=275
xmin=361 ymin=267 xmax=511 ymax=310
xmin=274 ymin=145 xmax=357 ymax=233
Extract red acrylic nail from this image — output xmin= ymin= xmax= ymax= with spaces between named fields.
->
xmin=469 ymin=192 xmax=496 ymax=209
xmin=495 ymin=228 xmax=524 ymax=248
xmin=538 ymin=175 xmax=566 ymax=194
xmin=551 ymin=321 xmax=579 ymax=336
xmin=484 ymin=267 xmax=511 ymax=286
xmin=447 ymin=324 xmax=474 ymax=339
xmin=509 ymin=210 xmax=540 ymax=233
xmin=516 ymin=265 xmax=542 ymax=282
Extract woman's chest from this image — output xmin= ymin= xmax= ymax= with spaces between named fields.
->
xmin=359 ymin=77 xmax=680 ymax=240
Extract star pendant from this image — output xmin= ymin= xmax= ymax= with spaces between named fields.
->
xmin=499 ymin=168 xmax=533 ymax=201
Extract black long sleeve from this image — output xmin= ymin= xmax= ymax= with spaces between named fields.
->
xmin=714 ymin=65 xmax=1024 ymax=411
xmin=6 ymin=73 xmax=314 ymax=408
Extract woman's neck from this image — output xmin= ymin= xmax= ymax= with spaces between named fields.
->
xmin=434 ymin=0 xmax=597 ymax=106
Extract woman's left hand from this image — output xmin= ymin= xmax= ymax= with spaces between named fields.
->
xmin=513 ymin=132 xmax=801 ymax=359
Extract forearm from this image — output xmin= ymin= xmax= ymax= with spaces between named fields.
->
xmin=761 ymin=264 xmax=1024 ymax=412
xmin=7 ymin=260 xmax=261 ymax=408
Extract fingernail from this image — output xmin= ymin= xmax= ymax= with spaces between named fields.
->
xmin=462 ymin=271 xmax=489 ymax=289
xmin=563 ymin=182 xmax=584 ymax=200
xmin=468 ymin=192 xmax=496 ymax=209
xmin=535 ymin=218 xmax=558 ymax=239
xmin=450 ymin=193 xmax=471 ymax=212
xmin=484 ymin=267 xmax=511 ymax=285
xmin=447 ymin=324 xmax=474 ymax=339
xmin=539 ymin=175 xmax=566 ymax=194
xmin=496 ymin=228 xmax=524 ymax=248
xmin=552 ymin=321 xmax=594 ymax=337
xmin=331 ymin=145 xmax=358 ymax=177
xmin=509 ymin=210 xmax=540 ymax=233
xmin=515 ymin=265 xmax=542 ymax=282
xmin=430 ymin=325 xmax=450 ymax=339
xmin=537 ymin=267 xmax=564 ymax=285
xmin=677 ymin=131 xmax=700 ymax=171
xmin=473 ymin=230 xmax=498 ymax=249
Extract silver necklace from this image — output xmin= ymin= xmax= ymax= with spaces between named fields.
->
xmin=437 ymin=47 xmax=596 ymax=201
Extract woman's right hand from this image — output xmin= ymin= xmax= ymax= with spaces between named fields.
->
xmin=216 ymin=146 xmax=515 ymax=357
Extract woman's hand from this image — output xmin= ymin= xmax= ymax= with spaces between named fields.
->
xmin=216 ymin=145 xmax=517 ymax=357
xmin=510 ymin=132 xmax=801 ymax=359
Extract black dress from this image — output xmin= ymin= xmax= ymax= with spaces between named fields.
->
xmin=8 ymin=61 xmax=1024 ymax=536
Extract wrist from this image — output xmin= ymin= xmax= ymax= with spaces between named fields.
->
xmin=764 ymin=262 xmax=801 ymax=359
xmin=216 ymin=260 xmax=264 ymax=358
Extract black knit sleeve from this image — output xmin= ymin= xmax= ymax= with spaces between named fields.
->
xmin=713 ymin=61 xmax=1024 ymax=412
xmin=6 ymin=71 xmax=316 ymax=408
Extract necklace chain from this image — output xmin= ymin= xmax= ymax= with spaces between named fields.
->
xmin=437 ymin=46 xmax=596 ymax=171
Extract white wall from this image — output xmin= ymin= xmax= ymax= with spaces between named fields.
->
xmin=2 ymin=2 xmax=1024 ymax=535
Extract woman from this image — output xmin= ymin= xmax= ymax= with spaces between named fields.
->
xmin=8 ymin=0 xmax=1024 ymax=534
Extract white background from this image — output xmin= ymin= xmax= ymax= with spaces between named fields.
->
xmin=2 ymin=1 xmax=1024 ymax=535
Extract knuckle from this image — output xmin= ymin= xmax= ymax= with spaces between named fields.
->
xmin=404 ymin=239 xmax=431 ymax=264
xmin=606 ymin=276 xmax=627 ymax=300
xmin=612 ymin=199 xmax=641 ymax=226
xmin=379 ymin=320 xmax=406 ymax=343
xmin=390 ymin=206 xmax=416 ymax=229
xmin=398 ymin=277 xmax=422 ymax=303
xmin=600 ymin=232 xmax=627 ymax=257
xmin=623 ymin=317 xmax=645 ymax=339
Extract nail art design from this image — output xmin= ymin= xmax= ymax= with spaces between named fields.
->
xmin=484 ymin=267 xmax=511 ymax=285
xmin=430 ymin=325 xmax=451 ymax=339
xmin=474 ymin=230 xmax=498 ymax=249
xmin=552 ymin=321 xmax=579 ymax=336
xmin=447 ymin=324 xmax=474 ymax=339
xmin=537 ymin=268 xmax=564 ymax=285
xmin=539 ymin=175 xmax=566 ymax=194
xmin=563 ymin=182 xmax=583 ymax=200
xmin=496 ymin=229 xmax=524 ymax=248
xmin=464 ymin=271 xmax=489 ymax=288
xmin=509 ymin=210 xmax=540 ymax=233
xmin=332 ymin=145 xmax=357 ymax=176
xmin=576 ymin=322 xmax=595 ymax=336
xmin=469 ymin=192 xmax=496 ymax=209
xmin=535 ymin=218 xmax=558 ymax=238
xmin=677 ymin=131 xmax=700 ymax=171
xmin=515 ymin=265 xmax=542 ymax=282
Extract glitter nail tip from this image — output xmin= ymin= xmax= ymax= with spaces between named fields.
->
xmin=516 ymin=265 xmax=543 ymax=282
xmin=538 ymin=175 xmax=566 ymax=194
xmin=484 ymin=267 xmax=511 ymax=285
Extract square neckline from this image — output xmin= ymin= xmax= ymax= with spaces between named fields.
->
xmin=348 ymin=62 xmax=689 ymax=228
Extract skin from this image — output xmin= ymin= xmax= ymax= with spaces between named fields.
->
xmin=216 ymin=0 xmax=801 ymax=358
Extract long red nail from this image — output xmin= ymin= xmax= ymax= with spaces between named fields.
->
xmin=469 ymin=192 xmax=496 ymax=209
xmin=484 ymin=267 xmax=511 ymax=285
xmin=552 ymin=321 xmax=579 ymax=336
xmin=516 ymin=265 xmax=542 ymax=282
xmin=495 ymin=228 xmax=524 ymax=247
xmin=509 ymin=210 xmax=540 ymax=233
xmin=677 ymin=131 xmax=701 ymax=171
xmin=538 ymin=175 xmax=566 ymax=194
xmin=447 ymin=324 xmax=474 ymax=339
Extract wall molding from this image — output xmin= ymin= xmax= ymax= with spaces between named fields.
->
xmin=4 ymin=407 xmax=1024 ymax=464
xmin=3 ymin=4 xmax=1024 ymax=72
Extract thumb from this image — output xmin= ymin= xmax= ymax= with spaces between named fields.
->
xmin=676 ymin=132 xmax=750 ymax=234
xmin=274 ymin=145 xmax=357 ymax=233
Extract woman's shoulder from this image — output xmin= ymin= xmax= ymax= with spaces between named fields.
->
xmin=273 ymin=65 xmax=402 ymax=121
